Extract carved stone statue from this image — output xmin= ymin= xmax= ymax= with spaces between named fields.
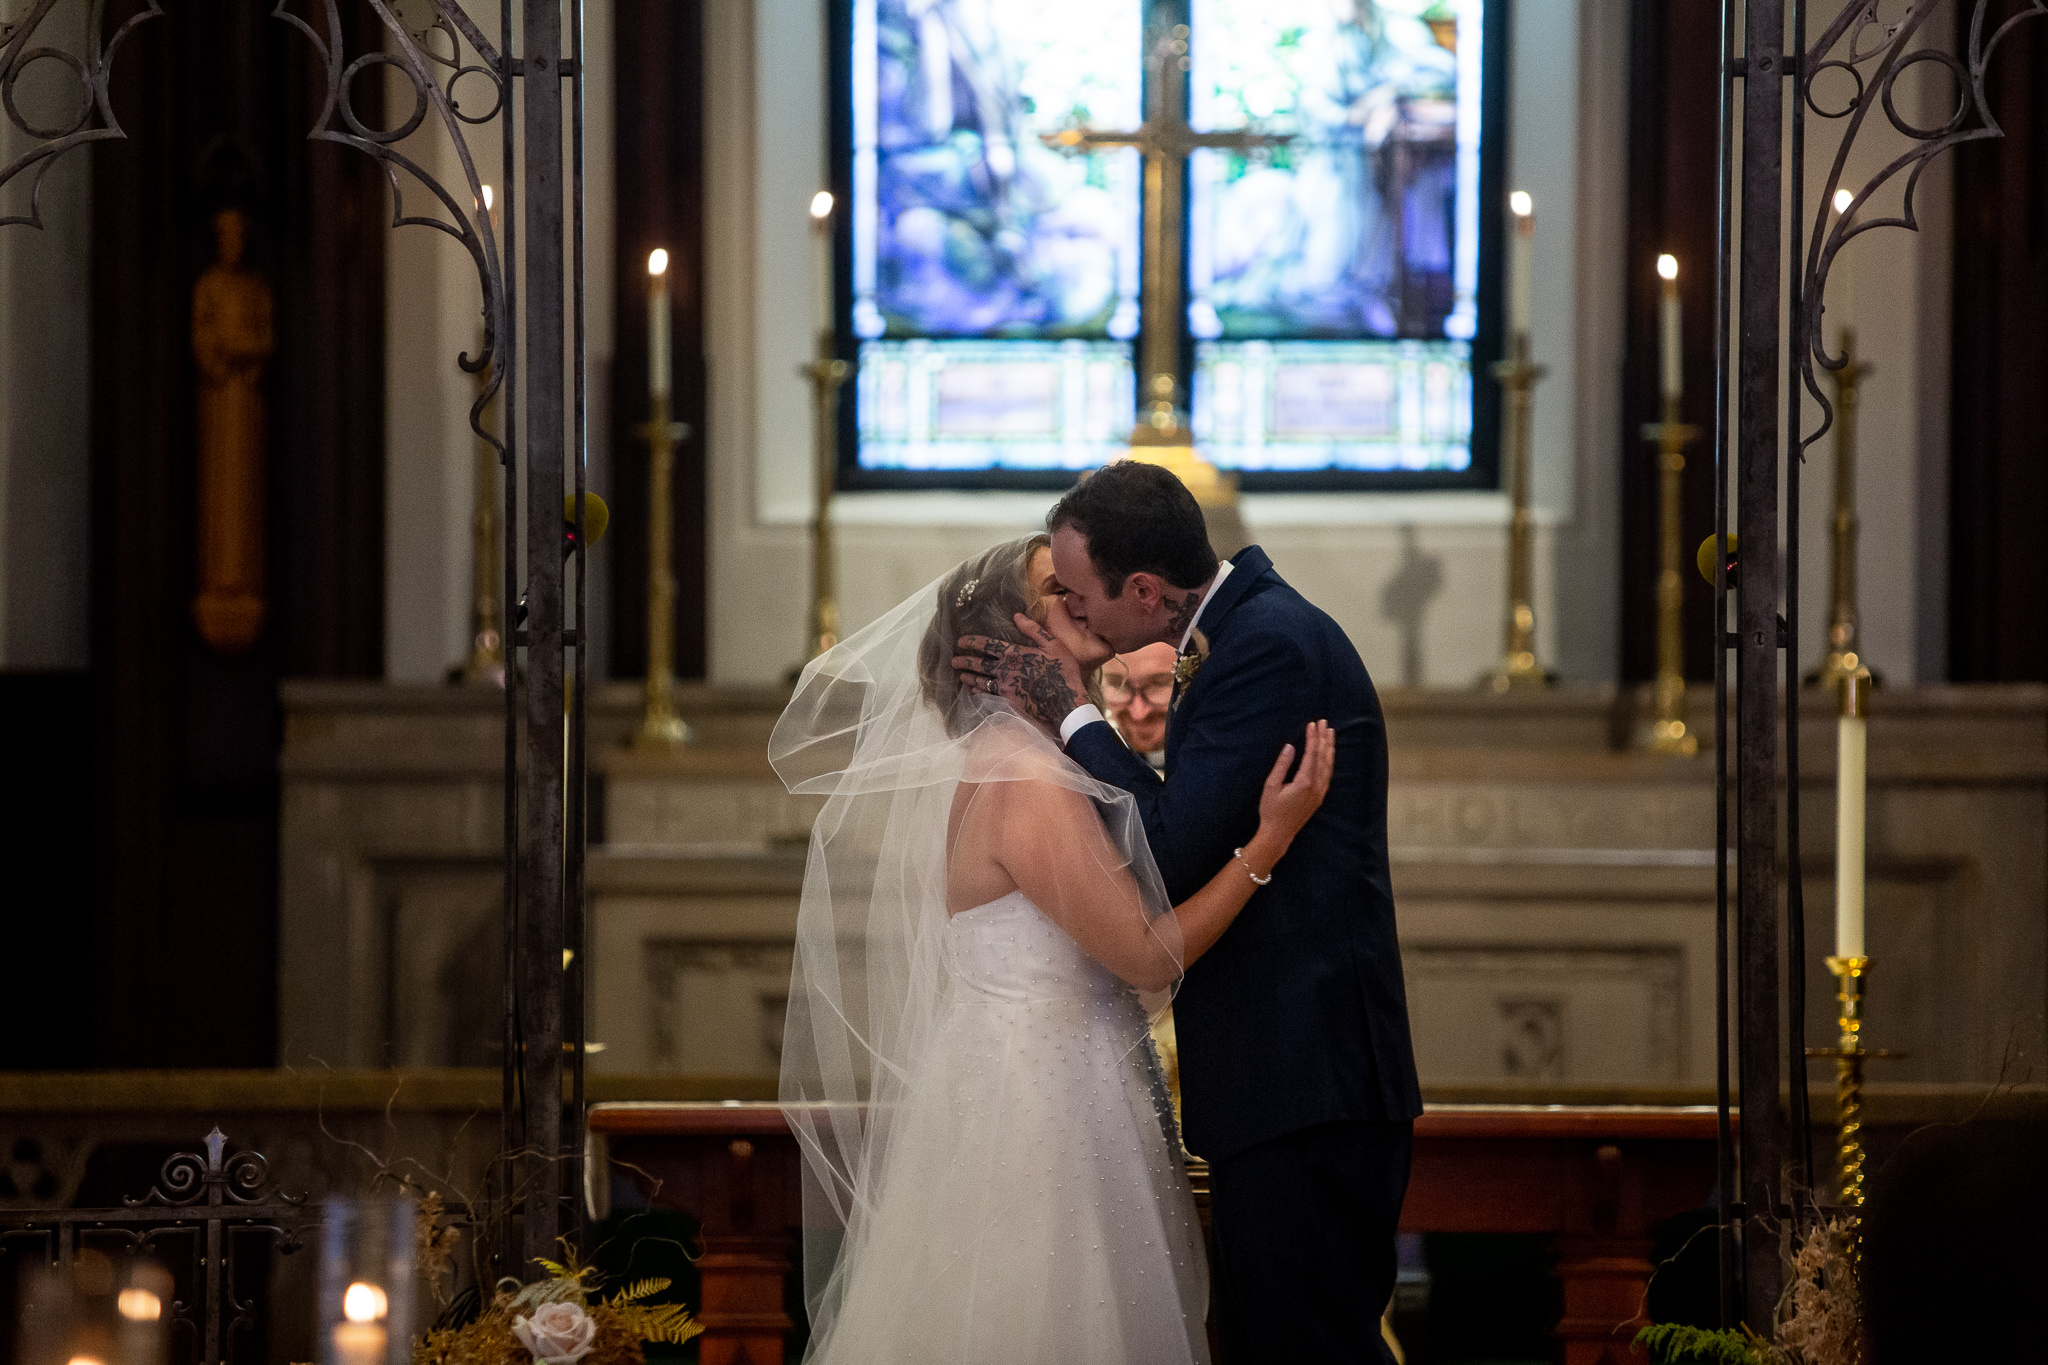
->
xmin=192 ymin=208 xmax=274 ymax=653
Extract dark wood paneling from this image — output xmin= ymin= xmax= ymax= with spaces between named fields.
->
xmin=1950 ymin=10 xmax=2048 ymax=681
xmin=611 ymin=0 xmax=708 ymax=680
xmin=1620 ymin=0 xmax=1723 ymax=682
xmin=84 ymin=0 xmax=384 ymax=1067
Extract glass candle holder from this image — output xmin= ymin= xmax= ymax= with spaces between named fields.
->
xmin=318 ymin=1198 xmax=415 ymax=1365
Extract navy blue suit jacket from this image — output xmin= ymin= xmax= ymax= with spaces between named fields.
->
xmin=1068 ymin=546 xmax=1423 ymax=1161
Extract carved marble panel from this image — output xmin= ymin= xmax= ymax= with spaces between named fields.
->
xmin=1403 ymin=944 xmax=1685 ymax=1084
xmin=643 ymin=941 xmax=796 ymax=1077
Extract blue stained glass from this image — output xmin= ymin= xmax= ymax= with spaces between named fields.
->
xmin=1193 ymin=339 xmax=1472 ymax=471
xmin=858 ymin=339 xmax=1138 ymax=470
xmin=1188 ymin=0 xmax=1480 ymax=342
xmin=851 ymin=0 xmax=1144 ymax=340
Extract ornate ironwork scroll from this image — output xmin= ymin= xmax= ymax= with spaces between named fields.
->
xmin=1712 ymin=0 xmax=2048 ymax=1335
xmin=0 ymin=1129 xmax=308 ymax=1365
xmin=0 ymin=0 xmax=162 ymax=228
xmin=1796 ymin=0 xmax=2048 ymax=452
xmin=274 ymin=0 xmax=509 ymax=453
xmin=2 ymin=0 xmax=594 ymax=1277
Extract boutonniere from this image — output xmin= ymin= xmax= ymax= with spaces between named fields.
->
xmin=1170 ymin=629 xmax=1210 ymax=709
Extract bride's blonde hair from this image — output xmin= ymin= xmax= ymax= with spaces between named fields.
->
xmin=918 ymin=534 xmax=1050 ymax=736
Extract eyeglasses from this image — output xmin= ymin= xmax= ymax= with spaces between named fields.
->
xmin=1100 ymin=671 xmax=1174 ymax=707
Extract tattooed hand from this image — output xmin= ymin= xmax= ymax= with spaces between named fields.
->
xmin=953 ymin=614 xmax=1089 ymax=732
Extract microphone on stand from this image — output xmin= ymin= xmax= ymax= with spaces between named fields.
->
xmin=516 ymin=492 xmax=611 ymax=627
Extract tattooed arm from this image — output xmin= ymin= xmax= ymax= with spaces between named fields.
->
xmin=952 ymin=615 xmax=1091 ymax=731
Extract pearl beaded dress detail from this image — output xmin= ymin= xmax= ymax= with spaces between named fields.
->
xmin=805 ymin=890 xmax=1209 ymax=1365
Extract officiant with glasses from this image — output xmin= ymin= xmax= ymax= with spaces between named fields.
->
xmin=1104 ymin=642 xmax=1179 ymax=772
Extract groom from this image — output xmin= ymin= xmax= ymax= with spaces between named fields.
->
xmin=956 ymin=460 xmax=1422 ymax=1364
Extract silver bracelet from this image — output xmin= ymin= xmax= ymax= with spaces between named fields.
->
xmin=1233 ymin=847 xmax=1273 ymax=886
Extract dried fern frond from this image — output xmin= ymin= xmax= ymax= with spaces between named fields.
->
xmin=608 ymin=1277 xmax=672 ymax=1303
xmin=608 ymin=1301 xmax=704 ymax=1347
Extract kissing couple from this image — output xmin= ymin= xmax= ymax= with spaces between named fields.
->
xmin=770 ymin=461 xmax=1422 ymax=1364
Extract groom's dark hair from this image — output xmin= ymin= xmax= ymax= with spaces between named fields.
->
xmin=1046 ymin=461 xmax=1218 ymax=598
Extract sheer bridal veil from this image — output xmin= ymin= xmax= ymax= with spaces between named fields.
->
xmin=768 ymin=535 xmax=1184 ymax=1340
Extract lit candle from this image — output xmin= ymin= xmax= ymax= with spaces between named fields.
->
xmin=1657 ymin=254 xmax=1681 ymax=402
xmin=1508 ymin=190 xmax=1534 ymax=338
xmin=1836 ymin=673 xmax=1868 ymax=957
xmin=1831 ymin=187 xmax=1855 ymax=341
xmin=334 ymin=1281 xmax=389 ymax=1365
xmin=647 ymin=249 xmax=671 ymax=402
xmin=809 ymin=190 xmax=835 ymax=340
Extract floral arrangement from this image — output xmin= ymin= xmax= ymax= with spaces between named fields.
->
xmin=1635 ymin=1217 xmax=1862 ymax=1365
xmin=410 ymin=1197 xmax=702 ymax=1365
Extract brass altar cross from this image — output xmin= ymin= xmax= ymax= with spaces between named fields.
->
xmin=1042 ymin=25 xmax=1290 ymax=426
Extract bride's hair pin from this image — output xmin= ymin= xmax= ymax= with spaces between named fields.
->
xmin=954 ymin=578 xmax=979 ymax=608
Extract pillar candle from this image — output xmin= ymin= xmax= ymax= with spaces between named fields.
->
xmin=333 ymin=1322 xmax=387 ymax=1365
xmin=1508 ymin=191 xmax=1533 ymax=338
xmin=1657 ymin=254 xmax=1682 ymax=402
xmin=647 ymin=249 xmax=671 ymax=401
xmin=1832 ymin=187 xmax=1856 ymax=342
xmin=810 ymin=190 xmax=836 ymax=340
xmin=1836 ymin=701 xmax=1867 ymax=958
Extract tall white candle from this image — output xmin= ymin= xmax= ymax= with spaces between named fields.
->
xmin=1657 ymin=254 xmax=1682 ymax=402
xmin=1832 ymin=188 xmax=1856 ymax=342
xmin=1508 ymin=191 xmax=1534 ymax=338
xmin=1836 ymin=690 xmax=1868 ymax=958
xmin=810 ymin=190 xmax=836 ymax=340
xmin=647 ymin=249 xmax=671 ymax=401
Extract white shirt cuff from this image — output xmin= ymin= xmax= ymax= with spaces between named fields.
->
xmin=1058 ymin=704 xmax=1106 ymax=745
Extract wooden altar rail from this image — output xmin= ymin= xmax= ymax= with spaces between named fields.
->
xmin=589 ymin=1102 xmax=1722 ymax=1365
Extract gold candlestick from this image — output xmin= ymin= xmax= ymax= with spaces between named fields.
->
xmin=632 ymin=394 xmax=693 ymax=749
xmin=1641 ymin=399 xmax=1700 ymax=754
xmin=1824 ymin=955 xmax=1870 ymax=1207
xmin=1813 ymin=331 xmax=1872 ymax=690
xmin=461 ymin=355 xmax=505 ymax=686
xmin=1487 ymin=332 xmax=1550 ymax=690
xmin=803 ymin=344 xmax=852 ymax=661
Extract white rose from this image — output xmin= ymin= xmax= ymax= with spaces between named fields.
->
xmin=511 ymin=1301 xmax=598 ymax=1365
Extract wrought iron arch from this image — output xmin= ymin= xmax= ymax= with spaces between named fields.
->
xmin=1711 ymin=0 xmax=2048 ymax=1335
xmin=1 ymin=0 xmax=593 ymax=1273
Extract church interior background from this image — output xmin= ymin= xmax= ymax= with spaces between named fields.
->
xmin=2 ymin=0 xmax=2045 ymax=1360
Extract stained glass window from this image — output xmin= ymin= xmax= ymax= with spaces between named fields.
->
xmin=839 ymin=0 xmax=1500 ymax=486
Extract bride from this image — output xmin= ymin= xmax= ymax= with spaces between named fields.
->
xmin=770 ymin=535 xmax=1334 ymax=1365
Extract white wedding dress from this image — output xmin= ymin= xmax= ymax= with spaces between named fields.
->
xmin=805 ymin=890 xmax=1210 ymax=1365
xmin=772 ymin=538 xmax=1209 ymax=1365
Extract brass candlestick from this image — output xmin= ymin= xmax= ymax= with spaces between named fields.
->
xmin=461 ymin=357 xmax=505 ymax=686
xmin=1824 ymin=955 xmax=1870 ymax=1207
xmin=803 ymin=344 xmax=852 ymax=661
xmin=632 ymin=396 xmax=692 ymax=749
xmin=1641 ymin=399 xmax=1700 ymax=754
xmin=1813 ymin=330 xmax=1872 ymax=690
xmin=1487 ymin=333 xmax=1550 ymax=690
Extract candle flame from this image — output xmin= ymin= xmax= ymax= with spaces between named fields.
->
xmin=480 ymin=184 xmax=494 ymax=213
xmin=67 ymin=1357 xmax=106 ymax=1365
xmin=118 ymin=1288 xmax=163 ymax=1322
xmin=647 ymin=248 xmax=670 ymax=277
xmin=1833 ymin=188 xmax=1854 ymax=214
xmin=343 ymin=1282 xmax=389 ymax=1324
xmin=1508 ymin=190 xmax=1532 ymax=218
xmin=1656 ymin=253 xmax=1678 ymax=281
xmin=810 ymin=190 xmax=835 ymax=220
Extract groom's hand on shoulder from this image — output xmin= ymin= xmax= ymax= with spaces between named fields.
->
xmin=953 ymin=616 xmax=1089 ymax=732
